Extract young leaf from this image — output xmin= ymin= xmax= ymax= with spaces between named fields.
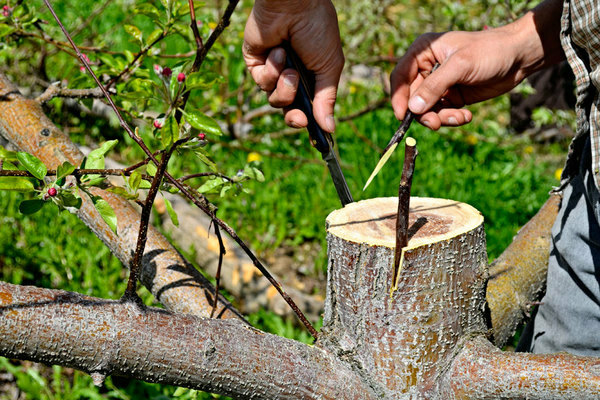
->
xmin=243 ymin=165 xmax=265 ymax=182
xmin=197 ymin=176 xmax=225 ymax=194
xmin=124 ymin=24 xmax=143 ymax=44
xmin=16 ymin=152 xmax=47 ymax=180
xmin=129 ymin=171 xmax=142 ymax=192
xmin=0 ymin=177 xmax=35 ymax=192
xmin=193 ymin=148 xmax=217 ymax=172
xmin=56 ymin=161 xmax=76 ymax=180
xmin=59 ymin=191 xmax=83 ymax=209
xmin=146 ymin=28 xmax=163 ymax=45
xmin=92 ymin=196 xmax=118 ymax=234
xmin=106 ymin=186 xmax=139 ymax=200
xmin=19 ymin=199 xmax=45 ymax=215
xmin=0 ymin=146 xmax=18 ymax=162
xmin=184 ymin=110 xmax=222 ymax=136
xmin=146 ymin=162 xmax=157 ymax=177
xmin=84 ymin=140 xmax=118 ymax=169
xmin=163 ymin=197 xmax=179 ymax=227
xmin=162 ymin=116 xmax=179 ymax=148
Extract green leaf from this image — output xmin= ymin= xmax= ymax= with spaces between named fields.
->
xmin=146 ymin=28 xmax=163 ymax=45
xmin=56 ymin=161 xmax=76 ymax=180
xmin=106 ymin=186 xmax=139 ymax=200
xmin=135 ymin=3 xmax=161 ymax=19
xmin=85 ymin=140 xmax=118 ymax=169
xmin=146 ymin=162 xmax=157 ymax=177
xmin=60 ymin=190 xmax=82 ymax=209
xmin=243 ymin=165 xmax=265 ymax=182
xmin=184 ymin=110 xmax=222 ymax=136
xmin=124 ymin=24 xmax=143 ymax=44
xmin=0 ymin=177 xmax=35 ymax=192
xmin=163 ymin=197 xmax=179 ymax=227
xmin=92 ymin=196 xmax=118 ymax=234
xmin=139 ymin=180 xmax=152 ymax=189
xmin=193 ymin=148 xmax=217 ymax=172
xmin=197 ymin=176 xmax=225 ymax=194
xmin=19 ymin=199 xmax=45 ymax=215
xmin=16 ymin=152 xmax=47 ymax=180
xmin=0 ymin=146 xmax=18 ymax=162
xmin=0 ymin=24 xmax=15 ymax=40
xmin=129 ymin=171 xmax=142 ymax=192
xmin=185 ymin=72 xmax=222 ymax=91
xmin=162 ymin=116 xmax=179 ymax=148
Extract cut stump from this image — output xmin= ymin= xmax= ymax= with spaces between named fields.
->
xmin=319 ymin=197 xmax=488 ymax=398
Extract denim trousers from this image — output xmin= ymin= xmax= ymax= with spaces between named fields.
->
xmin=518 ymin=138 xmax=600 ymax=355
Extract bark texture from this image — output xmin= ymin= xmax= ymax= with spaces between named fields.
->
xmin=0 ymin=73 xmax=240 ymax=320
xmin=0 ymin=281 xmax=375 ymax=400
xmin=438 ymin=336 xmax=600 ymax=399
xmin=486 ymin=194 xmax=561 ymax=346
xmin=319 ymin=197 xmax=489 ymax=398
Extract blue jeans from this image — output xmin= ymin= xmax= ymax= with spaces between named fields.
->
xmin=518 ymin=138 xmax=600 ymax=355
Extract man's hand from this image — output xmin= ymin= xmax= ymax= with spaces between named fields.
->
xmin=243 ymin=0 xmax=344 ymax=133
xmin=390 ymin=0 xmax=564 ymax=130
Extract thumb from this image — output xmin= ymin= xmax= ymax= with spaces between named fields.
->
xmin=407 ymin=61 xmax=461 ymax=114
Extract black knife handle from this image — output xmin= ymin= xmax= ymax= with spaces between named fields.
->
xmin=282 ymin=42 xmax=332 ymax=155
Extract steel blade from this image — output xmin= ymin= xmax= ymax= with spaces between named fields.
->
xmin=323 ymin=150 xmax=354 ymax=206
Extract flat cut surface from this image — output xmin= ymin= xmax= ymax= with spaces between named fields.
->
xmin=327 ymin=197 xmax=483 ymax=249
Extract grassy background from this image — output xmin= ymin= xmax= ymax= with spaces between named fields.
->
xmin=0 ymin=0 xmax=571 ymax=398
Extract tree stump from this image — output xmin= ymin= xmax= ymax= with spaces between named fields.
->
xmin=319 ymin=197 xmax=489 ymax=398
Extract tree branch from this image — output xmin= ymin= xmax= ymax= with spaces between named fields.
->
xmin=0 ymin=281 xmax=375 ymax=400
xmin=486 ymin=194 xmax=561 ymax=347
xmin=437 ymin=336 xmax=600 ymax=399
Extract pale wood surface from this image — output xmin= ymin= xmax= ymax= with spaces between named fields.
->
xmin=326 ymin=197 xmax=484 ymax=249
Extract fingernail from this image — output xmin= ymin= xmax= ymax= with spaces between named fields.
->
xmin=408 ymin=96 xmax=427 ymax=114
xmin=326 ymin=116 xmax=336 ymax=132
xmin=272 ymin=48 xmax=284 ymax=65
xmin=422 ymin=120 xmax=432 ymax=129
xmin=448 ymin=117 xmax=458 ymax=125
xmin=283 ymin=73 xmax=297 ymax=88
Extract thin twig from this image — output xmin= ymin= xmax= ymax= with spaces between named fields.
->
xmin=392 ymin=137 xmax=418 ymax=290
xmin=210 ymin=222 xmax=225 ymax=318
xmin=71 ymin=0 xmax=113 ymax=37
xmin=337 ymin=97 xmax=388 ymax=123
xmin=35 ymin=84 xmax=108 ymax=104
xmin=0 ymin=168 xmax=147 ymax=178
xmin=179 ymin=172 xmax=235 ymax=183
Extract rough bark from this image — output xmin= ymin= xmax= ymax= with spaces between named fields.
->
xmin=318 ymin=197 xmax=489 ymax=398
xmin=0 ymin=73 xmax=240 ymax=320
xmin=486 ymin=194 xmax=561 ymax=346
xmin=438 ymin=335 xmax=600 ymax=399
xmin=0 ymin=281 xmax=375 ymax=400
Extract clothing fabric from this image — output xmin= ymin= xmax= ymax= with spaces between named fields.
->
xmin=518 ymin=138 xmax=600 ymax=355
xmin=558 ymin=0 xmax=600 ymax=190
xmin=518 ymin=0 xmax=600 ymax=355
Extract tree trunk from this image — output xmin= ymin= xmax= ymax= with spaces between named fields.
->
xmin=318 ymin=197 xmax=489 ymax=398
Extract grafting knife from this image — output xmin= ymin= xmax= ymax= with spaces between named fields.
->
xmin=283 ymin=42 xmax=354 ymax=207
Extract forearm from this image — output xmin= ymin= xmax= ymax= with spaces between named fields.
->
xmin=509 ymin=0 xmax=565 ymax=76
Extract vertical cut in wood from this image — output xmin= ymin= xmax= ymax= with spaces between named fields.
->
xmin=394 ymin=137 xmax=418 ymax=290
xmin=321 ymin=197 xmax=488 ymax=398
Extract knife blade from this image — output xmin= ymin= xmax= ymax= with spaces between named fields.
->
xmin=363 ymin=63 xmax=440 ymax=191
xmin=283 ymin=42 xmax=354 ymax=206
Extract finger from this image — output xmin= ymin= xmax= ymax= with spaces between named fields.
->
xmin=418 ymin=108 xmax=472 ymax=129
xmin=267 ymin=68 xmax=299 ymax=108
xmin=311 ymin=55 xmax=344 ymax=133
xmin=283 ymin=108 xmax=308 ymax=129
xmin=390 ymin=58 xmax=420 ymax=121
xmin=245 ymin=47 xmax=286 ymax=92
xmin=407 ymin=60 xmax=465 ymax=114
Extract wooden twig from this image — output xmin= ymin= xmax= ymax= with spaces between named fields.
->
xmin=392 ymin=137 xmax=417 ymax=290
xmin=210 ymin=222 xmax=226 ymax=318
xmin=35 ymin=83 xmax=108 ymax=104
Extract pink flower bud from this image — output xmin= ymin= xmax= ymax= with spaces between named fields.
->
xmin=177 ymin=72 xmax=186 ymax=83
xmin=153 ymin=119 xmax=163 ymax=129
xmin=161 ymin=67 xmax=172 ymax=78
xmin=47 ymin=187 xmax=57 ymax=197
xmin=153 ymin=64 xmax=162 ymax=75
xmin=198 ymin=133 xmax=206 ymax=140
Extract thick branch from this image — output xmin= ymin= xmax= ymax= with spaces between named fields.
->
xmin=0 ymin=282 xmax=375 ymax=400
xmin=0 ymin=73 xmax=241 ymax=320
xmin=437 ymin=336 xmax=600 ymax=399
xmin=486 ymin=194 xmax=561 ymax=346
